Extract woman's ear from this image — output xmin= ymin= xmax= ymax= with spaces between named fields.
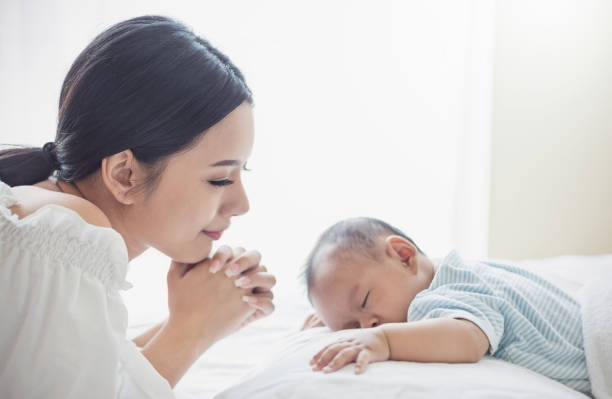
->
xmin=384 ymin=235 xmax=418 ymax=271
xmin=100 ymin=150 xmax=139 ymax=205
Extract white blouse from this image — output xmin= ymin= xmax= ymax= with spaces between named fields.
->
xmin=0 ymin=181 xmax=174 ymax=399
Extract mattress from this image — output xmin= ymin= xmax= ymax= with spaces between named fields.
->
xmin=124 ymin=254 xmax=612 ymax=398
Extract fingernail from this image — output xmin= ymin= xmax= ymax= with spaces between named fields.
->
xmin=234 ymin=276 xmax=250 ymax=287
xmin=230 ymin=263 xmax=240 ymax=273
xmin=209 ymin=260 xmax=220 ymax=274
xmin=242 ymin=295 xmax=257 ymax=304
xmin=225 ymin=267 xmax=237 ymax=277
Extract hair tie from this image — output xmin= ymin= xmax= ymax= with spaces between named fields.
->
xmin=42 ymin=142 xmax=60 ymax=170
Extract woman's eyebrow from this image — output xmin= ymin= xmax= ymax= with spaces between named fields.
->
xmin=210 ymin=159 xmax=241 ymax=167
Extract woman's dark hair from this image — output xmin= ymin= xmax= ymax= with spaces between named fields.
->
xmin=0 ymin=15 xmax=252 ymax=188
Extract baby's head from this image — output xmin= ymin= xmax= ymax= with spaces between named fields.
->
xmin=303 ymin=217 xmax=435 ymax=331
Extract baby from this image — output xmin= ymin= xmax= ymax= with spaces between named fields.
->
xmin=303 ymin=217 xmax=590 ymax=394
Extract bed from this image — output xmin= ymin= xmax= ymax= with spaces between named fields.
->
xmin=125 ymin=254 xmax=612 ymax=399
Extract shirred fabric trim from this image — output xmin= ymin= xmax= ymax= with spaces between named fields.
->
xmin=0 ymin=180 xmax=130 ymax=290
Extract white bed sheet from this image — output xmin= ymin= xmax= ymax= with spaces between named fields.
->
xmin=214 ymin=327 xmax=589 ymax=399
xmin=124 ymin=254 xmax=612 ymax=399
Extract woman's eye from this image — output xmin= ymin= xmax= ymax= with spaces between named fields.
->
xmin=209 ymin=179 xmax=234 ymax=187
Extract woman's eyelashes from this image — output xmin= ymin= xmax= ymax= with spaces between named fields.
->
xmin=208 ymin=179 xmax=233 ymax=187
xmin=361 ymin=291 xmax=370 ymax=308
xmin=208 ymin=165 xmax=250 ymax=187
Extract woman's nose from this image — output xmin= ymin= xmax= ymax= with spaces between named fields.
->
xmin=359 ymin=315 xmax=379 ymax=329
xmin=222 ymin=180 xmax=250 ymax=217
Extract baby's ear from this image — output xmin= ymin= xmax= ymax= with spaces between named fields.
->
xmin=385 ymin=235 xmax=417 ymax=265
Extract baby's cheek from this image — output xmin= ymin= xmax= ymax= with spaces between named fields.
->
xmin=388 ymin=301 xmax=411 ymax=324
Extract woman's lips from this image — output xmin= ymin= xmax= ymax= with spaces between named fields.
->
xmin=202 ymin=230 xmax=223 ymax=240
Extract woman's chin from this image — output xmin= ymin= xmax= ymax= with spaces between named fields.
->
xmin=164 ymin=243 xmax=213 ymax=264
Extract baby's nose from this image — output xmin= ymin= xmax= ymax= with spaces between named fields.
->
xmin=359 ymin=315 xmax=379 ymax=329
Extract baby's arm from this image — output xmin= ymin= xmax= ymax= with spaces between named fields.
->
xmin=382 ymin=318 xmax=489 ymax=363
xmin=311 ymin=318 xmax=489 ymax=373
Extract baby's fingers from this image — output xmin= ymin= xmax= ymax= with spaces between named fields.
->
xmin=301 ymin=313 xmax=324 ymax=331
xmin=310 ymin=339 xmax=350 ymax=367
xmin=312 ymin=343 xmax=347 ymax=371
xmin=310 ymin=344 xmax=333 ymax=367
xmin=355 ymin=349 xmax=371 ymax=374
xmin=323 ymin=347 xmax=360 ymax=373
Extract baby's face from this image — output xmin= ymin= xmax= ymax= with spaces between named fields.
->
xmin=309 ymin=242 xmax=434 ymax=331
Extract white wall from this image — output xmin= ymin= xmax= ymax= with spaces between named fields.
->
xmin=0 ymin=1 xmax=494 ymax=324
xmin=489 ymin=0 xmax=612 ymax=259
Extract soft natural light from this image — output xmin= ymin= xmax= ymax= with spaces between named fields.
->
xmin=0 ymin=0 xmax=494 ymax=327
xmin=6 ymin=3 xmax=612 ymax=399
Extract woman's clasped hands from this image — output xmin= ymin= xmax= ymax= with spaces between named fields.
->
xmin=166 ymin=245 xmax=276 ymax=348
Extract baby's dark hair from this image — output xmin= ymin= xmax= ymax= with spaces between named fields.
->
xmin=302 ymin=217 xmax=424 ymax=300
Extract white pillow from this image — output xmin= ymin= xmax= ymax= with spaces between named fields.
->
xmin=213 ymin=327 xmax=589 ymax=399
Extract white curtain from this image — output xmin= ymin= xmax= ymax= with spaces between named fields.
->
xmin=0 ymin=0 xmax=495 ymax=324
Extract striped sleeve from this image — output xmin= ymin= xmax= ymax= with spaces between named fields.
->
xmin=408 ymin=290 xmax=505 ymax=354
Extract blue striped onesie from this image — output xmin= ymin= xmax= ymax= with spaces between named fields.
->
xmin=407 ymin=251 xmax=590 ymax=393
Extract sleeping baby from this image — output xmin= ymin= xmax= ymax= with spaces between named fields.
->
xmin=302 ymin=217 xmax=591 ymax=395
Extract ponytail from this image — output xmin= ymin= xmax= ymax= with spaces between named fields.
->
xmin=0 ymin=142 xmax=59 ymax=187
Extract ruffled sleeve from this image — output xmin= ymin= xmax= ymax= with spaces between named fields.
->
xmin=0 ymin=181 xmax=174 ymax=399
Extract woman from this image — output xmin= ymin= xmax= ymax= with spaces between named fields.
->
xmin=0 ymin=15 xmax=275 ymax=398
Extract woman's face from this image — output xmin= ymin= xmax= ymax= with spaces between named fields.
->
xmin=130 ymin=102 xmax=254 ymax=263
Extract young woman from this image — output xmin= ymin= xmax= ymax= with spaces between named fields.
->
xmin=0 ymin=15 xmax=275 ymax=398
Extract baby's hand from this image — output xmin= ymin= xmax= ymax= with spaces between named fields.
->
xmin=300 ymin=312 xmax=325 ymax=331
xmin=310 ymin=327 xmax=390 ymax=374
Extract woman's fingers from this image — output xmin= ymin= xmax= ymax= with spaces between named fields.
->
xmin=247 ymin=266 xmax=275 ymax=294
xmin=251 ymin=290 xmax=273 ymax=300
xmin=244 ymin=309 xmax=263 ymax=324
xmin=251 ymin=286 xmax=273 ymax=295
xmin=201 ymin=247 xmax=275 ymax=319
xmin=224 ymin=250 xmax=262 ymax=277
xmin=234 ymin=270 xmax=276 ymax=290
xmin=240 ymin=309 xmax=265 ymax=327
xmin=242 ymin=293 xmax=274 ymax=315
xmin=231 ymin=246 xmax=246 ymax=259
xmin=209 ymin=245 xmax=234 ymax=273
